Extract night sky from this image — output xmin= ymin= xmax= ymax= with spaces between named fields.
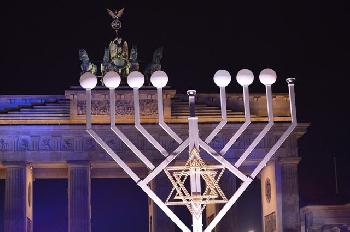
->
xmin=0 ymin=0 xmax=350 ymax=231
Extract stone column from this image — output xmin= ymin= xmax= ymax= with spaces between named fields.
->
xmin=68 ymin=161 xmax=91 ymax=232
xmin=280 ymin=158 xmax=301 ymax=232
xmin=150 ymin=173 xmax=175 ymax=232
xmin=4 ymin=162 xmax=33 ymax=232
xmin=260 ymin=158 xmax=300 ymax=232
xmin=206 ymin=173 xmax=237 ymax=232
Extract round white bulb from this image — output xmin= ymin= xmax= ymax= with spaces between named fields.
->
xmin=236 ymin=69 xmax=254 ymax=86
xmin=79 ymin=72 xmax=97 ymax=90
xmin=103 ymin=71 xmax=121 ymax=89
xmin=150 ymin=71 xmax=168 ymax=88
xmin=213 ymin=70 xmax=231 ymax=87
xmin=259 ymin=68 xmax=277 ymax=85
xmin=127 ymin=71 xmax=144 ymax=88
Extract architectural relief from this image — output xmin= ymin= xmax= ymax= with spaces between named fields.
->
xmin=0 ymin=138 xmax=9 ymax=152
xmin=18 ymin=137 xmax=31 ymax=151
xmin=0 ymin=126 xmax=299 ymax=156
xmin=265 ymin=212 xmax=277 ymax=232
xmin=76 ymin=99 xmax=159 ymax=116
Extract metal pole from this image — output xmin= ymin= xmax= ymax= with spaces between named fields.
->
xmin=110 ymin=89 xmax=116 ymax=126
xmin=86 ymin=89 xmax=92 ymax=129
xmin=333 ymin=154 xmax=339 ymax=195
xmin=187 ymin=90 xmax=202 ymax=232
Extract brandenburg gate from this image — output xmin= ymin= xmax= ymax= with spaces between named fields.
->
xmin=0 ymin=86 xmax=307 ymax=231
xmin=0 ymin=7 xmax=308 ymax=232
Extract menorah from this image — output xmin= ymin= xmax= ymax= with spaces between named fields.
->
xmin=79 ymin=68 xmax=297 ymax=232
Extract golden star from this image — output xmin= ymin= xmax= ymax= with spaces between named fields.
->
xmin=164 ymin=148 xmax=228 ymax=217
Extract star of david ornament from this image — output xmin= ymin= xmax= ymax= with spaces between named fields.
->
xmin=164 ymin=148 xmax=228 ymax=217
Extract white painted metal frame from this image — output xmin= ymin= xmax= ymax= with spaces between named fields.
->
xmin=219 ymin=85 xmax=251 ymax=155
xmin=205 ymin=87 xmax=227 ymax=143
xmin=157 ymin=87 xmax=183 ymax=144
xmin=84 ymin=77 xmax=297 ymax=232
xmin=85 ymin=88 xmax=192 ymax=232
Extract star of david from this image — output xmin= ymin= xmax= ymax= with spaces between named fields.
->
xmin=164 ymin=148 xmax=228 ymax=217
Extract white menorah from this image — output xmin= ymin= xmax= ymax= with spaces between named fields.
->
xmin=79 ymin=68 xmax=297 ymax=232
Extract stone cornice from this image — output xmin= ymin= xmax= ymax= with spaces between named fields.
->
xmin=0 ymin=89 xmax=303 ymax=124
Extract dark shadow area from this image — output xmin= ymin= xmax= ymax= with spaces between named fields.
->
xmin=33 ymin=179 xmax=68 ymax=232
xmin=0 ymin=180 xmax=4 ymax=232
xmin=236 ymin=179 xmax=263 ymax=232
xmin=91 ymin=178 xmax=148 ymax=232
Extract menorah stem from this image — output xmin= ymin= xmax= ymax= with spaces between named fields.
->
xmin=287 ymin=80 xmax=297 ymax=122
xmin=157 ymin=88 xmax=164 ymax=120
xmin=266 ymin=85 xmax=274 ymax=122
xmin=219 ymin=87 xmax=227 ymax=119
xmin=110 ymin=89 xmax=116 ymax=126
xmin=243 ymin=85 xmax=251 ymax=120
xmin=86 ymin=89 xmax=92 ymax=129
xmin=133 ymin=88 xmax=141 ymax=124
xmin=188 ymin=90 xmax=196 ymax=118
xmin=187 ymin=90 xmax=203 ymax=232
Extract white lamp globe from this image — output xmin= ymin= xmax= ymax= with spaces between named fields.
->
xmin=213 ymin=70 xmax=231 ymax=87
xmin=127 ymin=71 xmax=144 ymax=88
xmin=79 ymin=72 xmax=97 ymax=90
xmin=259 ymin=68 xmax=277 ymax=85
xmin=103 ymin=71 xmax=121 ymax=89
xmin=236 ymin=69 xmax=254 ymax=86
xmin=150 ymin=71 xmax=168 ymax=88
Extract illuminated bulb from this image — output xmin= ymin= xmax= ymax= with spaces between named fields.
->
xmin=236 ymin=69 xmax=254 ymax=86
xmin=79 ymin=72 xmax=97 ymax=90
xmin=213 ymin=70 xmax=231 ymax=87
xmin=150 ymin=71 xmax=168 ymax=88
xmin=103 ymin=71 xmax=121 ymax=89
xmin=259 ymin=68 xmax=277 ymax=85
xmin=127 ymin=71 xmax=144 ymax=88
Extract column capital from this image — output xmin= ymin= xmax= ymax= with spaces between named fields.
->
xmin=278 ymin=157 xmax=301 ymax=165
xmin=2 ymin=161 xmax=30 ymax=168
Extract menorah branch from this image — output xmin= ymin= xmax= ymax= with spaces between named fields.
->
xmin=157 ymin=88 xmax=183 ymax=144
xmin=234 ymin=83 xmax=274 ymax=168
xmin=133 ymin=88 xmax=169 ymax=157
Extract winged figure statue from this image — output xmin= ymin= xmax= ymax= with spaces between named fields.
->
xmin=107 ymin=8 xmax=124 ymax=19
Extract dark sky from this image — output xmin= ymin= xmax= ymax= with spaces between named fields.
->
xmin=0 ymin=0 xmax=350 ymax=231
